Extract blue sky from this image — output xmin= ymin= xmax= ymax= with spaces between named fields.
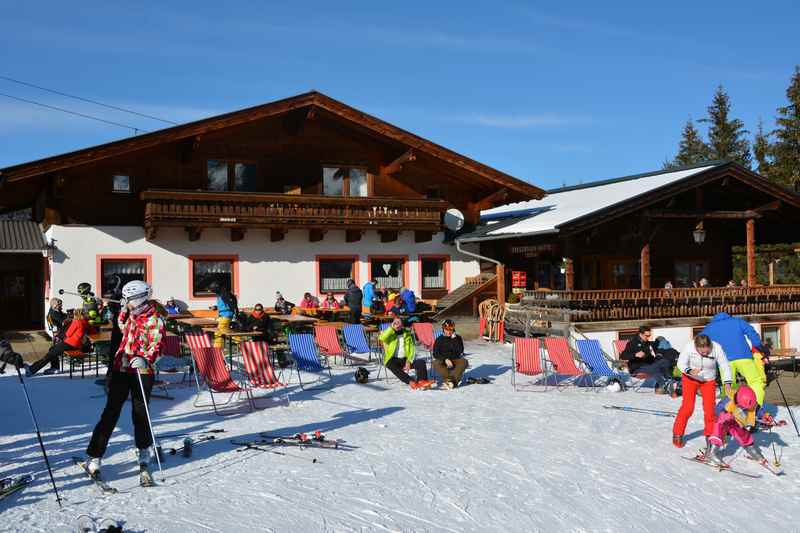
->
xmin=1 ymin=1 xmax=798 ymax=189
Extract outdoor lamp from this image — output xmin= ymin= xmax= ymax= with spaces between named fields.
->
xmin=692 ymin=222 xmax=706 ymax=244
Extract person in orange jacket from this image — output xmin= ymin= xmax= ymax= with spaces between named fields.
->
xmin=26 ymin=309 xmax=89 ymax=376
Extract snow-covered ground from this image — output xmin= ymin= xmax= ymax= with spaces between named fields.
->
xmin=2 ymin=341 xmax=799 ymax=533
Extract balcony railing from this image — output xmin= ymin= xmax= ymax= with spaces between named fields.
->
xmin=142 ymin=189 xmax=448 ymax=233
xmin=520 ymin=286 xmax=800 ymax=321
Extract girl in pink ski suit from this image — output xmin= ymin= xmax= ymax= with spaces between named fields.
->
xmin=705 ymin=385 xmax=766 ymax=465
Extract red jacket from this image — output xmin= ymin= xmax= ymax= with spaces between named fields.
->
xmin=64 ymin=318 xmax=88 ymax=348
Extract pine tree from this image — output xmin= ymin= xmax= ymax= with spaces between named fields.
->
xmin=753 ymin=119 xmax=773 ymax=176
xmin=700 ymin=85 xmax=752 ymax=167
xmin=770 ymin=66 xmax=800 ymax=187
xmin=664 ymin=118 xmax=711 ymax=169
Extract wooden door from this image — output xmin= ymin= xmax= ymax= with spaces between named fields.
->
xmin=1 ymin=271 xmax=31 ymax=329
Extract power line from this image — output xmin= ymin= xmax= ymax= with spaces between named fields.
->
xmin=0 ymin=75 xmax=178 ymax=125
xmin=0 ymin=92 xmax=147 ymax=134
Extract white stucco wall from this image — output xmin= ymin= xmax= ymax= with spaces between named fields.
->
xmin=45 ymin=225 xmax=480 ymax=311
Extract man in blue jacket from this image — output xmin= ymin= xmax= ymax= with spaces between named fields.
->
xmin=701 ymin=312 xmax=766 ymax=406
xmin=361 ymin=279 xmax=377 ymax=315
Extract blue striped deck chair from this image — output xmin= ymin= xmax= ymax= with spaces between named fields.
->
xmin=343 ymin=324 xmax=376 ymax=362
xmin=575 ymin=339 xmax=630 ymax=391
xmin=287 ymin=333 xmax=333 ymax=390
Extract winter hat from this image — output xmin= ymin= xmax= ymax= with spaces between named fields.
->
xmin=735 ymin=385 xmax=757 ymax=410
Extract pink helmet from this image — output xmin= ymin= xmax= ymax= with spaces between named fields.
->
xmin=735 ymin=386 xmax=757 ymax=410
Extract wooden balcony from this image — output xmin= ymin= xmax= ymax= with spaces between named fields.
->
xmin=141 ymin=189 xmax=449 ymax=240
xmin=520 ymin=286 xmax=800 ymax=322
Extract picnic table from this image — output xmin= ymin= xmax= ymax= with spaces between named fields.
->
xmin=272 ymin=315 xmax=318 ymax=327
xmin=176 ymin=317 xmax=218 ymax=328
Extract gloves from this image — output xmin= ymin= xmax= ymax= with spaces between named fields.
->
xmin=130 ymin=357 xmax=149 ymax=370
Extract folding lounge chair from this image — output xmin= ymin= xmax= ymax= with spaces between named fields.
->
xmin=287 ymin=333 xmax=333 ymax=390
xmin=194 ymin=347 xmax=254 ymax=415
xmin=511 ymin=337 xmax=550 ymax=391
xmin=240 ymin=340 xmax=287 ymax=404
xmin=184 ymin=330 xmax=212 ymax=393
xmin=543 ymin=337 xmax=594 ymax=389
xmin=412 ymin=322 xmax=437 ymax=377
xmin=575 ymin=339 xmax=630 ymax=390
xmin=342 ymin=324 xmax=376 ymax=363
xmin=314 ymin=325 xmax=349 ymax=365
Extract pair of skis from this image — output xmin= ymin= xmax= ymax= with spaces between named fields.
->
xmin=257 ymin=431 xmax=351 ymax=449
xmin=682 ymin=450 xmax=784 ymax=477
xmin=0 ymin=475 xmax=33 ymax=501
xmin=72 ymin=457 xmax=155 ymax=494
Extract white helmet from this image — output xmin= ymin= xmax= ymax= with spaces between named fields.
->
xmin=122 ymin=280 xmax=152 ymax=308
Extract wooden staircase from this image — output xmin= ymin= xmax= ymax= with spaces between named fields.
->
xmin=434 ymin=274 xmax=497 ymax=319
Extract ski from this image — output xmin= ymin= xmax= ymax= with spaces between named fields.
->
xmin=0 ymin=475 xmax=32 ymax=501
xmin=681 ymin=456 xmax=761 ymax=478
xmin=158 ymin=429 xmax=226 ymax=439
xmin=258 ymin=433 xmax=355 ymax=450
xmin=72 ymin=457 xmax=118 ymax=494
xmin=747 ymin=457 xmax=785 ymax=476
xmin=603 ymin=405 xmax=676 ymax=417
xmin=230 ymin=440 xmax=319 ymax=463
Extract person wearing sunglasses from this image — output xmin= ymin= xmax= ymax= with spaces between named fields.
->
xmin=619 ymin=325 xmax=674 ymax=393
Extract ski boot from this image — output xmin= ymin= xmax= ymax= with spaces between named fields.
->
xmin=86 ymin=457 xmax=102 ymax=479
xmin=743 ymin=444 xmax=766 ymax=463
xmin=136 ymin=448 xmax=155 ymax=487
xmin=703 ymin=445 xmax=727 ymax=468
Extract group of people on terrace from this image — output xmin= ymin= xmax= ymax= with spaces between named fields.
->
xmin=663 ymin=278 xmax=749 ymax=289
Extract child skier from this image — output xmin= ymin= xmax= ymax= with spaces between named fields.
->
xmin=703 ymin=385 xmax=767 ymax=467
xmin=84 ymin=280 xmax=165 ymax=486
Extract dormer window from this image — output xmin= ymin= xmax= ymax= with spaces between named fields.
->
xmin=323 ymin=166 xmax=368 ymax=197
xmin=112 ymin=174 xmax=131 ymax=193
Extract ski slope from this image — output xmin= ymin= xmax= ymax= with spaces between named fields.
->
xmin=1 ymin=341 xmax=799 ymax=532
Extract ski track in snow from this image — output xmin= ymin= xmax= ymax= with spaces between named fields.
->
xmin=1 ymin=340 xmax=799 ymax=532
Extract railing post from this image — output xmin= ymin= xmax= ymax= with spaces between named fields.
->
xmin=564 ymin=257 xmax=574 ymax=291
xmin=747 ymin=218 xmax=757 ymax=287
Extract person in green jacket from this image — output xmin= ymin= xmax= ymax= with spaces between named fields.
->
xmin=379 ymin=318 xmax=433 ymax=390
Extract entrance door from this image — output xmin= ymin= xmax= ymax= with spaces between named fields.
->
xmin=1 ymin=271 xmax=31 ymax=329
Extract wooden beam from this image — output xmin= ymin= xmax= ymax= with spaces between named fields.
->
xmin=230 ymin=228 xmax=246 ymax=242
xmin=309 ymin=229 xmax=325 ymax=242
xmin=379 ymin=150 xmax=416 ymax=176
xmin=466 ymin=188 xmax=510 ymax=218
xmin=379 ymin=230 xmax=398 ymax=243
xmin=564 ymin=258 xmax=575 ymax=291
xmin=345 ymin=230 xmax=363 ymax=243
xmin=640 ymin=243 xmax=650 ymax=290
xmin=186 ymin=227 xmax=202 ymax=241
xmin=496 ymin=263 xmax=506 ymax=306
xmin=270 ymin=228 xmax=286 ymax=242
xmin=414 ymin=230 xmax=433 ymax=243
xmin=747 ymin=218 xmax=757 ymax=286
xmin=645 ymin=209 xmax=763 ymax=220
xmin=754 ymin=200 xmax=781 ymax=213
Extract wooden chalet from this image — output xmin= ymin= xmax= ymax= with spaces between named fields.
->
xmin=0 ymin=91 xmax=542 ymax=328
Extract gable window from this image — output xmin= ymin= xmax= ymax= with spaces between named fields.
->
xmin=112 ymin=175 xmax=131 ymax=193
xmin=206 ymin=160 xmax=257 ymax=192
xmin=369 ymin=256 xmax=407 ymax=290
xmin=190 ymin=256 xmax=238 ymax=298
xmin=322 ymin=166 xmax=368 ymax=197
xmin=318 ymin=256 xmax=357 ymax=293
xmin=97 ymin=255 xmax=151 ymax=297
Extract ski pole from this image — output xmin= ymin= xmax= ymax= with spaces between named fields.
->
xmin=136 ymin=369 xmax=164 ymax=481
xmin=773 ymin=377 xmax=800 ymax=437
xmin=15 ymin=366 xmax=62 ymax=507
xmin=158 ymin=429 xmax=226 ymax=439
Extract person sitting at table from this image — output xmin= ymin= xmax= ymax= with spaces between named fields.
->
xmin=378 ymin=318 xmax=434 ymax=390
xmin=164 ymin=297 xmax=181 ymax=315
xmin=399 ymin=287 xmax=417 ymax=313
xmin=432 ymin=319 xmax=468 ymax=389
xmin=320 ymin=292 xmax=340 ymax=310
xmin=274 ymin=292 xmax=295 ymax=314
xmin=299 ymin=292 xmax=319 ymax=310
xmin=26 ymin=309 xmax=89 ymax=376
xmin=247 ymin=303 xmax=275 ymax=342
xmin=370 ymin=291 xmax=386 ymax=314
xmin=386 ymin=293 xmax=401 ymax=316
xmin=47 ymin=297 xmax=67 ymax=339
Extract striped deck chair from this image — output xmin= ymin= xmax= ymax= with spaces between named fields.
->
xmin=576 ymin=339 xmax=629 ymax=389
xmin=314 ymin=325 xmax=348 ymax=364
xmin=194 ymin=347 xmax=254 ymax=415
xmin=543 ymin=337 xmax=593 ymax=389
xmin=184 ymin=330 xmax=212 ymax=393
xmin=375 ymin=323 xmax=394 ymax=382
xmin=412 ymin=322 xmax=436 ymax=354
xmin=240 ymin=340 xmax=286 ymax=405
xmin=287 ymin=333 xmax=333 ymax=390
xmin=342 ymin=324 xmax=376 ymax=362
xmin=511 ymin=337 xmax=549 ymax=391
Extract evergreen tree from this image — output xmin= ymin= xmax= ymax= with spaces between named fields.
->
xmin=664 ymin=117 xmax=711 ymax=169
xmin=700 ymin=85 xmax=752 ymax=167
xmin=770 ymin=66 xmax=800 ymax=187
xmin=753 ymin=119 xmax=773 ymax=176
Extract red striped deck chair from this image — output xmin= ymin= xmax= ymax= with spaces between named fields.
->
xmin=412 ymin=322 xmax=436 ymax=353
xmin=194 ymin=347 xmax=254 ymax=415
xmin=313 ymin=326 xmax=348 ymax=364
xmin=543 ymin=337 xmax=593 ymax=389
xmin=240 ymin=341 xmax=286 ymax=405
xmin=184 ymin=330 xmax=212 ymax=392
xmin=511 ymin=337 xmax=550 ymax=391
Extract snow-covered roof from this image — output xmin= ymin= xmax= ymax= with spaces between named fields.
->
xmin=461 ymin=163 xmax=722 ymax=241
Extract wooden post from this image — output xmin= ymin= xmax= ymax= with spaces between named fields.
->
xmin=496 ymin=263 xmax=506 ymax=306
xmin=640 ymin=242 xmax=650 ymax=289
xmin=769 ymin=261 xmax=775 ymax=286
xmin=564 ymin=258 xmax=575 ymax=291
xmin=746 ymin=218 xmax=756 ymax=286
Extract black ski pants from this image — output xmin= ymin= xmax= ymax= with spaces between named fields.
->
xmin=29 ymin=341 xmax=74 ymax=375
xmin=87 ymin=370 xmax=154 ymax=458
xmin=349 ymin=307 xmax=362 ymax=324
xmin=385 ymin=357 xmax=428 ymax=384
